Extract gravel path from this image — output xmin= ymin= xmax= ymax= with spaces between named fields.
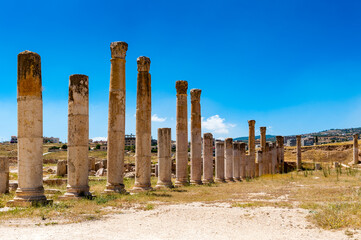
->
xmin=0 ymin=202 xmax=357 ymax=240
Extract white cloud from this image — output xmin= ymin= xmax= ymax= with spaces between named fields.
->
xmin=91 ymin=137 xmax=107 ymax=141
xmin=201 ymin=115 xmax=236 ymax=134
xmin=151 ymin=114 xmax=166 ymax=122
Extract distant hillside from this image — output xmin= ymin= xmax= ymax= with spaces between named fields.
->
xmin=305 ymin=127 xmax=361 ymax=137
xmin=234 ymin=135 xmax=276 ymax=142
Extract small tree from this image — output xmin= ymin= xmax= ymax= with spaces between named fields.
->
xmin=61 ymin=144 xmax=67 ymax=150
xmin=96 ymin=144 xmax=101 ymax=149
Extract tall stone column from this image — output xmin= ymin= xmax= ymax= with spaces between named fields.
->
xmin=0 ymin=158 xmax=9 ymax=194
xmin=271 ymin=144 xmax=277 ymax=174
xmin=239 ymin=143 xmax=247 ymax=179
xmin=202 ymin=133 xmax=214 ymax=184
xmin=224 ymin=138 xmax=234 ymax=182
xmin=256 ymin=150 xmax=263 ymax=177
xmin=260 ymin=127 xmax=266 ymax=151
xmin=276 ymin=136 xmax=284 ymax=173
xmin=156 ymin=128 xmax=173 ymax=189
xmin=215 ymin=141 xmax=225 ymax=183
xmin=353 ymin=134 xmax=359 ymax=165
xmin=105 ymin=41 xmax=128 ymax=193
xmin=296 ymin=135 xmax=302 ymax=170
xmin=190 ymin=89 xmax=202 ymax=185
xmin=248 ymin=120 xmax=256 ymax=178
xmin=175 ymin=80 xmax=189 ymax=187
xmin=132 ymin=57 xmax=152 ymax=192
xmin=62 ymin=74 xmax=91 ymax=199
xmin=10 ymin=51 xmax=48 ymax=206
xmin=264 ymin=143 xmax=270 ymax=174
xmin=233 ymin=142 xmax=241 ymax=181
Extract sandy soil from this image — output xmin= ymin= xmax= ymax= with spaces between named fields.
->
xmin=0 ymin=202 xmax=358 ymax=240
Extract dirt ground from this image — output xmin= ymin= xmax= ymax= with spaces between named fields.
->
xmin=0 ymin=202 xmax=359 ymax=240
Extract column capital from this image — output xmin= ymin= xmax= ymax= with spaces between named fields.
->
xmin=215 ymin=141 xmax=224 ymax=146
xmin=232 ymin=142 xmax=240 ymax=150
xmin=137 ymin=56 xmax=151 ymax=72
xmin=225 ymin=138 xmax=233 ymax=145
xmin=176 ymin=80 xmax=188 ymax=94
xmin=354 ymin=133 xmax=359 ymax=138
xmin=110 ymin=42 xmax=128 ymax=59
xmin=296 ymin=135 xmax=301 ymax=140
xmin=248 ymin=120 xmax=256 ymax=126
xmin=190 ymin=89 xmax=201 ymax=102
xmin=260 ymin=127 xmax=266 ymax=133
xmin=203 ymin=133 xmax=213 ymax=139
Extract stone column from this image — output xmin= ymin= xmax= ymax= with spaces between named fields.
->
xmin=276 ymin=136 xmax=284 ymax=173
xmin=62 ymin=74 xmax=91 ymax=199
xmin=155 ymin=128 xmax=173 ymax=189
xmin=175 ymin=80 xmax=189 ymax=187
xmin=10 ymin=51 xmax=48 ymax=206
xmin=264 ymin=143 xmax=270 ymax=174
xmin=271 ymin=144 xmax=277 ymax=174
xmin=105 ymin=42 xmax=128 ymax=193
xmin=296 ymin=135 xmax=302 ymax=170
xmin=353 ymin=134 xmax=359 ymax=165
xmin=224 ymin=138 xmax=234 ymax=182
xmin=260 ymin=127 xmax=266 ymax=151
xmin=132 ymin=57 xmax=152 ymax=192
xmin=233 ymin=142 xmax=241 ymax=181
xmin=256 ymin=150 xmax=263 ymax=177
xmin=215 ymin=141 xmax=225 ymax=183
xmin=190 ymin=89 xmax=202 ymax=185
xmin=239 ymin=143 xmax=247 ymax=179
xmin=202 ymin=133 xmax=214 ymax=184
xmin=248 ymin=120 xmax=256 ymax=178
xmin=0 ymin=158 xmax=9 ymax=194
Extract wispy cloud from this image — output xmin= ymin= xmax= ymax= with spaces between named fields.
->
xmin=202 ymin=115 xmax=236 ymax=134
xmin=151 ymin=114 xmax=166 ymax=122
xmin=91 ymin=137 xmax=107 ymax=141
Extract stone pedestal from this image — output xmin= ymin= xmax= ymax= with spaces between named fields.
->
xmin=156 ymin=128 xmax=173 ymax=189
xmin=56 ymin=160 xmax=67 ymax=177
xmin=296 ymin=135 xmax=302 ymax=170
xmin=232 ymin=142 xmax=241 ymax=181
xmin=225 ymin=138 xmax=234 ymax=182
xmin=105 ymin=41 xmax=128 ymax=193
xmin=215 ymin=141 xmax=225 ymax=183
xmin=202 ymin=133 xmax=214 ymax=184
xmin=353 ymin=134 xmax=359 ymax=164
xmin=190 ymin=89 xmax=202 ymax=185
xmin=248 ymin=120 xmax=256 ymax=178
xmin=175 ymin=80 xmax=189 ymax=187
xmin=276 ymin=136 xmax=284 ymax=173
xmin=239 ymin=143 xmax=247 ymax=179
xmin=132 ymin=57 xmax=153 ymax=192
xmin=9 ymin=51 xmax=49 ymax=206
xmin=0 ymin=158 xmax=9 ymax=194
xmin=62 ymin=74 xmax=92 ymax=199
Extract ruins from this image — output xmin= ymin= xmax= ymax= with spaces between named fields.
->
xmin=202 ymin=133 xmax=214 ymax=184
xmin=190 ymin=89 xmax=202 ymax=185
xmin=296 ymin=135 xmax=302 ymax=170
xmin=155 ymin=128 xmax=173 ymax=189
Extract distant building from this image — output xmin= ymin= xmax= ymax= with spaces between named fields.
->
xmin=10 ymin=136 xmax=17 ymax=143
xmin=302 ymin=137 xmax=314 ymax=146
xmin=287 ymin=138 xmax=296 ymax=147
xmin=100 ymin=145 xmax=107 ymax=151
xmin=125 ymin=134 xmax=136 ymax=147
xmin=43 ymin=137 xmax=60 ymax=144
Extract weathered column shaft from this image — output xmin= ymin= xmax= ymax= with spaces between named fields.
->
xmin=296 ymin=135 xmax=302 ymax=170
xmin=156 ymin=128 xmax=173 ymax=189
xmin=233 ymin=142 xmax=241 ymax=181
xmin=202 ymin=133 xmax=214 ymax=184
xmin=260 ymin=127 xmax=266 ymax=152
xmin=239 ymin=143 xmax=247 ymax=179
xmin=224 ymin=138 xmax=234 ymax=182
xmin=248 ymin=120 xmax=256 ymax=178
xmin=190 ymin=89 xmax=202 ymax=185
xmin=64 ymin=74 xmax=91 ymax=198
xmin=264 ymin=143 xmax=270 ymax=174
xmin=132 ymin=57 xmax=152 ymax=191
xmin=215 ymin=141 xmax=225 ymax=182
xmin=106 ymin=41 xmax=128 ymax=193
xmin=353 ymin=134 xmax=359 ymax=165
xmin=13 ymin=51 xmax=47 ymax=203
xmin=257 ymin=150 xmax=263 ymax=176
xmin=175 ymin=80 xmax=188 ymax=186
xmin=271 ymin=145 xmax=277 ymax=174
xmin=0 ymin=158 xmax=9 ymax=194
xmin=276 ymin=136 xmax=284 ymax=173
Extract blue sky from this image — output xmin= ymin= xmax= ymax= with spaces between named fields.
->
xmin=1 ymin=0 xmax=361 ymax=142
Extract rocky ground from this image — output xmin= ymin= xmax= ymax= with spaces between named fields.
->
xmin=0 ymin=202 xmax=359 ymax=240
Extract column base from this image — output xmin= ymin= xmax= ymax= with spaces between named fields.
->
xmin=130 ymin=186 xmax=153 ymax=193
xmin=225 ymin=178 xmax=235 ymax=183
xmin=189 ymin=180 xmax=202 ymax=185
xmin=8 ymin=187 xmax=50 ymax=206
xmin=234 ymin=177 xmax=242 ymax=182
xmin=104 ymin=183 xmax=127 ymax=194
xmin=7 ymin=199 xmax=53 ymax=207
xmin=214 ymin=178 xmax=226 ymax=183
xmin=174 ymin=180 xmax=189 ymax=187
xmin=60 ymin=185 xmax=93 ymax=200
xmin=155 ymin=182 xmax=173 ymax=189
xmin=202 ymin=179 xmax=214 ymax=184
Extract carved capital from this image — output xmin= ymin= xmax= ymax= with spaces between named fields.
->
xmin=248 ymin=120 xmax=256 ymax=127
xmin=260 ymin=127 xmax=266 ymax=133
xmin=110 ymin=42 xmax=128 ymax=59
xmin=203 ymin=133 xmax=213 ymax=140
xmin=190 ymin=89 xmax=201 ymax=102
xmin=176 ymin=80 xmax=188 ymax=94
xmin=137 ymin=56 xmax=151 ymax=72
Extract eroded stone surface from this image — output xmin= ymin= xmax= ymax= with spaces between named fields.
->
xmin=202 ymin=133 xmax=214 ymax=184
xmin=156 ymin=128 xmax=173 ymax=189
xmin=190 ymin=89 xmax=202 ymax=185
